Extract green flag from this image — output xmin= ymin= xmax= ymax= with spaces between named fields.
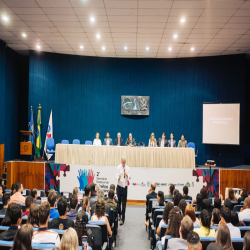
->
xmin=36 ymin=105 xmax=42 ymax=158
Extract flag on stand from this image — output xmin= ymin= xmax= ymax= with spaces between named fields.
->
xmin=44 ymin=110 xmax=53 ymax=160
xmin=29 ymin=106 xmax=34 ymax=145
xmin=36 ymin=105 xmax=42 ymax=158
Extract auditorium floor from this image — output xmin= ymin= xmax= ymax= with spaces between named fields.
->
xmin=116 ymin=205 xmax=148 ymax=250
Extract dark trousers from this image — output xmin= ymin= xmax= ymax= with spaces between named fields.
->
xmin=117 ymin=185 xmax=127 ymax=222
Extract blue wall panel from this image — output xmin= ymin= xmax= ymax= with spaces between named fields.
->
xmin=29 ymin=51 xmax=246 ymax=167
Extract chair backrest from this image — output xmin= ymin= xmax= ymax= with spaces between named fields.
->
xmin=238 ymin=226 xmax=250 ymax=238
xmin=152 ymin=206 xmax=164 ymax=219
xmin=155 ymin=215 xmax=163 ymax=230
xmin=165 ymin=199 xmax=172 ymax=203
xmin=46 ymin=138 xmax=55 ymax=150
xmin=160 ymin=224 xmax=168 ymax=239
xmin=148 ymin=198 xmax=157 ymax=214
xmin=61 ymin=140 xmax=69 ymax=144
xmin=23 ymin=189 xmax=31 ymax=196
xmin=199 ymin=237 xmax=243 ymax=250
xmin=85 ymin=140 xmax=93 ymax=145
xmin=233 ymin=205 xmax=243 ymax=211
xmin=195 ymin=211 xmax=201 ymax=218
xmin=153 ymin=209 xmax=164 ymax=225
xmin=188 ymin=142 xmax=195 ymax=151
xmin=88 ymin=221 xmax=108 ymax=246
xmin=37 ymin=190 xmax=45 ymax=197
xmin=86 ymin=224 xmax=102 ymax=250
xmin=72 ymin=139 xmax=80 ymax=145
xmin=242 ymin=218 xmax=250 ymax=226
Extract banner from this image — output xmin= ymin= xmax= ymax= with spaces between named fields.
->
xmin=36 ymin=105 xmax=42 ymax=158
xmin=44 ymin=110 xmax=53 ymax=160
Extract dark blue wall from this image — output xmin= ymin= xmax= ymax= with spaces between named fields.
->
xmin=29 ymin=51 xmax=246 ymax=167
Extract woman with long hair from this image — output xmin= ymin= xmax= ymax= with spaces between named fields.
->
xmin=2 ymin=203 xmax=15 ymax=226
xmin=185 ymin=204 xmax=200 ymax=226
xmin=228 ymin=188 xmax=238 ymax=201
xmin=216 ymin=224 xmax=233 ymax=250
xmin=78 ymin=196 xmax=90 ymax=221
xmin=157 ymin=191 xmax=164 ymax=206
xmin=60 ymin=227 xmax=79 ymax=250
xmin=12 ymin=224 xmax=33 ymax=250
xmin=244 ymin=231 xmax=250 ymax=250
xmin=211 ymin=208 xmax=221 ymax=226
xmin=27 ymin=204 xmax=39 ymax=227
xmin=148 ymin=133 xmax=157 ymax=147
xmin=238 ymin=188 xmax=248 ymax=204
xmin=75 ymin=211 xmax=88 ymax=246
xmin=165 ymin=207 xmax=183 ymax=238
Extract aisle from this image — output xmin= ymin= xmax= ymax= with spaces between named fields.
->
xmin=115 ymin=205 xmax=148 ymax=250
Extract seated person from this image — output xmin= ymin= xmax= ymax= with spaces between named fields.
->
xmin=238 ymin=188 xmax=248 ymax=204
xmin=168 ymin=133 xmax=176 ymax=148
xmin=244 ymin=231 xmax=250 ymax=250
xmin=114 ymin=132 xmax=123 ymax=146
xmin=32 ymin=201 xmax=60 ymax=246
xmin=109 ymin=184 xmax=118 ymax=203
xmin=148 ymin=133 xmax=157 ymax=147
xmin=231 ymin=210 xmax=245 ymax=227
xmin=48 ymin=189 xmax=59 ymax=219
xmin=84 ymin=185 xmax=91 ymax=198
xmin=10 ymin=182 xmax=26 ymax=204
xmin=157 ymin=191 xmax=165 ymax=206
xmin=216 ymin=223 xmax=234 ymax=250
xmin=185 ymin=205 xmax=200 ymax=226
xmin=0 ymin=203 xmax=22 ymax=241
xmin=187 ymin=231 xmax=202 ymax=250
xmin=103 ymin=132 xmax=113 ymax=146
xmin=164 ymin=184 xmax=175 ymax=200
xmin=178 ymin=199 xmax=187 ymax=215
xmin=66 ymin=194 xmax=78 ymax=221
xmin=27 ymin=204 xmax=39 ymax=227
xmin=91 ymin=190 xmax=110 ymax=216
xmin=227 ymin=188 xmax=238 ymax=202
xmin=157 ymin=132 xmax=168 ymax=147
xmin=0 ymin=185 xmax=3 ymax=201
xmin=238 ymin=197 xmax=250 ymax=221
xmin=145 ymin=183 xmax=157 ymax=227
xmin=194 ymin=209 xmax=216 ymax=237
xmin=106 ymin=189 xmax=117 ymax=214
xmin=211 ymin=208 xmax=221 ymax=226
xmin=214 ymin=198 xmax=222 ymax=209
xmin=23 ymin=195 xmax=33 ymax=216
xmin=73 ymin=187 xmax=80 ymax=202
xmin=91 ymin=198 xmax=112 ymax=236
xmin=60 ymin=227 xmax=79 ymax=250
xmin=50 ymin=197 xmax=74 ymax=230
xmin=12 ymin=224 xmax=33 ymax=250
xmin=173 ymin=192 xmax=183 ymax=206
xmin=31 ymin=188 xmax=41 ymax=204
xmin=0 ymin=193 xmax=10 ymax=215
xmin=74 ymin=211 xmax=89 ymax=246
xmin=178 ymin=134 xmax=188 ymax=148
xmin=183 ymin=185 xmax=192 ymax=200
xmin=93 ymin=132 xmax=102 ymax=146
xmin=89 ymin=183 xmax=99 ymax=207
xmin=125 ymin=133 xmax=136 ymax=146
xmin=167 ymin=215 xmax=194 ymax=250
xmin=78 ymin=196 xmax=91 ymax=221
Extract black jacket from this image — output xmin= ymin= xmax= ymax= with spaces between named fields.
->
xmin=146 ymin=191 xmax=157 ymax=206
xmin=0 ymin=226 xmax=18 ymax=241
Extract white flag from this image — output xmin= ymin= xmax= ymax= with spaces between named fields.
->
xmin=44 ymin=110 xmax=53 ymax=160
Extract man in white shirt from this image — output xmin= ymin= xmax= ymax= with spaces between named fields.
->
xmin=116 ymin=157 xmax=131 ymax=226
xmin=238 ymin=197 xmax=250 ymax=221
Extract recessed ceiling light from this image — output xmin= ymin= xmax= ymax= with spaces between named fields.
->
xmin=96 ymin=34 xmax=100 ymax=39
xmin=146 ymin=47 xmax=149 ymax=50
xmin=37 ymin=45 xmax=41 ymax=50
xmin=2 ymin=15 xmax=8 ymax=22
xmin=124 ymin=46 xmax=127 ymax=50
xmin=191 ymin=47 xmax=195 ymax=51
xmin=80 ymin=45 xmax=84 ymax=49
xmin=173 ymin=34 xmax=178 ymax=39
xmin=180 ymin=18 xmax=186 ymax=23
xmin=90 ymin=17 xmax=95 ymax=22
xmin=168 ymin=47 xmax=172 ymax=51
xmin=22 ymin=33 xmax=27 ymax=37
xmin=102 ymin=46 xmax=105 ymax=50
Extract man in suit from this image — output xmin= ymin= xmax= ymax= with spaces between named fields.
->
xmin=103 ymin=132 xmax=113 ymax=146
xmin=114 ymin=132 xmax=123 ymax=146
xmin=157 ymin=132 xmax=168 ymax=147
xmin=183 ymin=185 xmax=192 ymax=201
xmin=168 ymin=133 xmax=176 ymax=148
xmin=178 ymin=134 xmax=188 ymax=148
xmin=125 ymin=133 xmax=136 ymax=146
xmin=146 ymin=183 xmax=157 ymax=221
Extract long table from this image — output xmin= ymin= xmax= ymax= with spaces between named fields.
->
xmin=55 ymin=144 xmax=195 ymax=169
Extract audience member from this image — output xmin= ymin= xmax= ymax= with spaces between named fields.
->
xmin=0 ymin=193 xmax=10 ymax=215
xmin=91 ymin=198 xmax=112 ymax=236
xmin=173 ymin=192 xmax=183 ymax=206
xmin=1 ymin=203 xmax=15 ymax=226
xmin=60 ymin=227 xmax=79 ymax=250
xmin=220 ymin=207 xmax=240 ymax=238
xmin=200 ymin=188 xmax=208 ymax=200
xmin=12 ymin=224 xmax=33 ymax=250
xmin=0 ymin=185 xmax=3 ymax=201
xmin=239 ymin=197 xmax=250 ymax=221
xmin=74 ymin=210 xmax=89 ymax=246
xmin=67 ymin=194 xmax=78 ymax=221
xmin=224 ymin=199 xmax=233 ymax=210
xmin=89 ymin=183 xmax=98 ymax=207
xmin=211 ymin=208 xmax=221 ymax=226
xmin=50 ymin=197 xmax=74 ymax=230
xmin=78 ymin=196 xmax=91 ymax=221
xmin=48 ymin=189 xmax=59 ymax=219
xmin=243 ymin=231 xmax=250 ymax=250
xmin=84 ymin=185 xmax=91 ymax=198
xmin=214 ymin=198 xmax=222 ymax=209
xmin=183 ymin=186 xmax=192 ymax=200
xmin=173 ymin=189 xmax=179 ymax=199
xmin=0 ymin=203 xmax=22 ymax=241
xmin=216 ymin=223 xmax=234 ymax=250
xmin=187 ymin=231 xmax=202 ymax=250
xmin=27 ymin=204 xmax=39 ymax=227
xmin=228 ymin=188 xmax=238 ymax=201
xmin=231 ymin=210 xmax=245 ymax=227
xmin=23 ymin=195 xmax=33 ymax=216
xmin=238 ymin=188 xmax=248 ymax=204
xmin=157 ymin=191 xmax=165 ymax=206
xmin=164 ymin=184 xmax=175 ymax=200
xmin=32 ymin=201 xmax=60 ymax=246
xmin=207 ymin=243 xmax=223 ymax=250
xmin=109 ymin=184 xmax=118 ymax=203
xmin=146 ymin=183 xmax=157 ymax=207
xmin=10 ymin=182 xmax=25 ymax=204
xmin=31 ymin=188 xmax=41 ymax=204
xmin=11 ymin=183 xmax=16 ymax=195
xmin=194 ymin=209 xmax=216 ymax=237
xmin=73 ymin=187 xmax=79 ymax=202
xmin=167 ymin=216 xmax=194 ymax=250
xmin=194 ymin=194 xmax=203 ymax=212
xmin=178 ymin=199 xmax=187 ymax=215
xmin=106 ymin=189 xmax=118 ymax=214
xmin=156 ymin=202 xmax=174 ymax=236
xmin=91 ymin=189 xmax=110 ymax=216
xmin=185 ymin=205 xmax=200 ymax=226
xmin=0 ymin=178 xmax=5 ymax=194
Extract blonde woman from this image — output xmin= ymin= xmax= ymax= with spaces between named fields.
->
xmin=73 ymin=187 xmax=80 ymax=202
xmin=78 ymin=196 xmax=91 ymax=221
xmin=148 ymin=133 xmax=157 ymax=147
xmin=60 ymin=227 xmax=79 ymax=250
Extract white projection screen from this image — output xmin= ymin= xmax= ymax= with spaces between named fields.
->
xmin=203 ymin=103 xmax=240 ymax=145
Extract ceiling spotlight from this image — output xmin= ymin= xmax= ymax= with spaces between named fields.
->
xmin=102 ymin=46 xmax=105 ymax=50
xmin=146 ymin=47 xmax=149 ymax=50
xmin=80 ymin=45 xmax=84 ymax=49
xmin=124 ymin=46 xmax=127 ymax=50
xmin=90 ymin=17 xmax=95 ymax=22
xmin=22 ymin=33 xmax=27 ymax=37
xmin=168 ymin=47 xmax=172 ymax=51
xmin=2 ymin=15 xmax=8 ymax=22
xmin=173 ymin=34 xmax=178 ymax=39
xmin=37 ymin=45 xmax=41 ymax=50
xmin=191 ymin=47 xmax=195 ymax=51
xmin=180 ymin=18 xmax=186 ymax=23
xmin=96 ymin=34 xmax=100 ymax=39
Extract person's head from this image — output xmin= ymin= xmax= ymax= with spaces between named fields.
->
xmin=228 ymin=188 xmax=236 ymax=201
xmin=157 ymin=191 xmax=164 ymax=206
xmin=11 ymin=183 xmax=16 ymax=194
xmin=211 ymin=208 xmax=221 ymax=225
xmin=220 ymin=207 xmax=231 ymax=223
xmin=95 ymin=198 xmax=106 ymax=218
xmin=231 ymin=211 xmax=240 ymax=226
xmin=39 ymin=201 xmax=50 ymax=226
xmin=243 ymin=197 xmax=250 ymax=209
xmin=165 ymin=207 xmax=183 ymax=237
xmin=181 ymin=134 xmax=185 ymax=141
xmin=150 ymin=183 xmax=156 ymax=192
xmin=216 ymin=223 xmax=233 ymax=250
xmin=74 ymin=210 xmax=88 ymax=247
xmin=1 ymin=203 xmax=15 ymax=226
xmin=244 ymin=231 xmax=250 ymax=250
xmin=214 ymin=198 xmax=221 ymax=209
xmin=174 ymin=192 xmax=183 ymax=206
xmin=70 ymin=194 xmax=78 ymax=210
xmin=84 ymin=185 xmax=91 ymax=197
xmin=16 ymin=182 xmax=23 ymax=193
xmin=0 ymin=178 xmax=4 ymax=186
xmin=90 ymin=183 xmax=96 ymax=197
xmin=2 ymin=193 xmax=10 ymax=207
xmin=180 ymin=215 xmax=194 ymax=240
xmin=106 ymin=132 xmax=110 ymax=138
xmin=27 ymin=204 xmax=39 ymax=227
xmin=150 ymin=133 xmax=155 ymax=141
xmin=170 ymin=133 xmax=174 ymax=140
xmin=108 ymin=189 xmax=115 ymax=200
xmin=169 ymin=184 xmax=175 ymax=195
xmin=196 ymin=193 xmax=203 ymax=211
xmin=48 ymin=189 xmax=57 ymax=208
xmin=31 ymin=188 xmax=38 ymax=199
xmin=96 ymin=132 xmax=99 ymax=139
xmin=241 ymin=188 xmax=248 ymax=197
xmin=82 ymin=196 xmax=90 ymax=212
xmin=162 ymin=132 xmax=166 ymax=139
xmin=187 ymin=231 xmax=201 ymax=250
xmin=10 ymin=203 xmax=22 ymax=226
xmin=207 ymin=243 xmax=223 ymax=250
xmin=185 ymin=205 xmax=196 ymax=223
xmin=60 ymin=227 xmax=79 ymax=250
xmin=162 ymin=202 xmax=174 ymax=224
xmin=178 ymin=199 xmax=187 ymax=215
xmin=183 ymin=186 xmax=189 ymax=196
xmin=224 ymin=199 xmax=232 ymax=210
xmin=12 ymin=224 xmax=33 ymax=250
xmin=121 ymin=157 xmax=126 ymax=167
xmin=117 ymin=132 xmax=121 ymax=139
xmin=25 ymin=196 xmax=34 ymax=210
xmin=129 ymin=133 xmax=132 ymax=140
xmin=110 ymin=184 xmax=115 ymax=191
xmin=199 ymin=209 xmax=211 ymax=229
xmin=73 ymin=187 xmax=79 ymax=198
xmin=58 ymin=197 xmax=68 ymax=216
xmin=200 ymin=188 xmax=208 ymax=200
xmin=97 ymin=189 xmax=105 ymax=199
xmin=173 ymin=189 xmax=179 ymax=198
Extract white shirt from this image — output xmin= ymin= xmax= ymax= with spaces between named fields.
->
xmin=227 ymin=223 xmax=241 ymax=238
xmin=106 ymin=138 xmax=110 ymax=146
xmin=93 ymin=139 xmax=102 ymax=146
xmin=116 ymin=164 xmax=131 ymax=188
xmin=238 ymin=208 xmax=250 ymax=221
xmin=161 ymin=139 xmax=164 ymax=147
xmin=193 ymin=217 xmax=200 ymax=227
xmin=171 ymin=140 xmax=173 ymax=147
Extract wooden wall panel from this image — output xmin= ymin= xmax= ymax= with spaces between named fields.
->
xmin=7 ymin=161 xmax=44 ymax=190
xmin=0 ymin=144 xmax=4 ymax=177
xmin=220 ymin=169 xmax=250 ymax=199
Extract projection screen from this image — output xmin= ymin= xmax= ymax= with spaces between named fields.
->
xmin=202 ymin=103 xmax=240 ymax=145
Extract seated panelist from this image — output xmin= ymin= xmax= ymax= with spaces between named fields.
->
xmin=125 ymin=133 xmax=136 ymax=147
xmin=115 ymin=132 xmax=123 ymax=146
xmin=93 ymin=132 xmax=102 ymax=146
xmin=157 ymin=132 xmax=168 ymax=147
xmin=148 ymin=133 xmax=157 ymax=147
xmin=103 ymin=132 xmax=113 ymax=146
xmin=178 ymin=134 xmax=188 ymax=148
xmin=168 ymin=133 xmax=176 ymax=147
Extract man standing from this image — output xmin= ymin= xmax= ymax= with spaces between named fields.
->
xmin=157 ymin=132 xmax=168 ymax=147
xmin=103 ymin=132 xmax=113 ymax=146
xmin=114 ymin=132 xmax=123 ymax=146
xmin=125 ymin=133 xmax=136 ymax=147
xmin=116 ymin=157 xmax=131 ymax=225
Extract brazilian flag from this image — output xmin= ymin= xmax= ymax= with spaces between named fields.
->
xmin=36 ymin=105 xmax=42 ymax=158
